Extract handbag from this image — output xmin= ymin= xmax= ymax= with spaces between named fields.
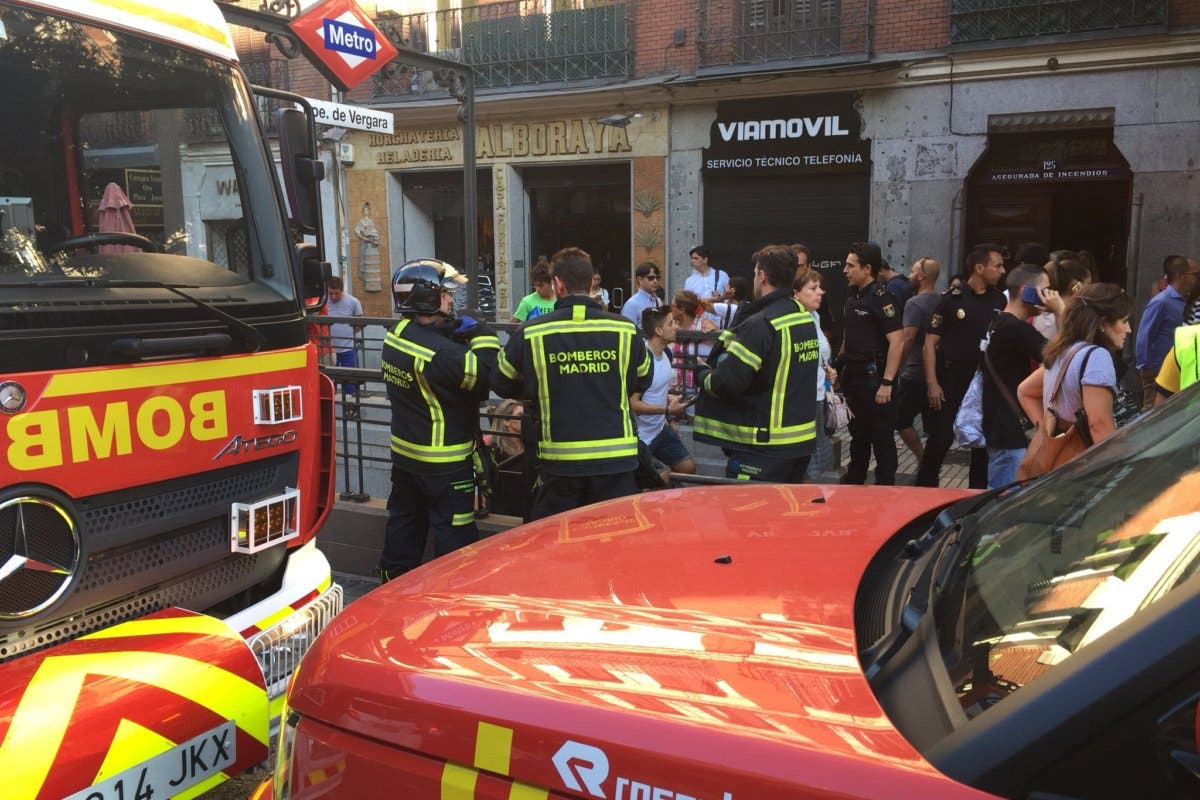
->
xmin=825 ymin=391 xmax=853 ymax=431
xmin=1016 ymin=345 xmax=1096 ymax=481
xmin=953 ymin=371 xmax=987 ymax=448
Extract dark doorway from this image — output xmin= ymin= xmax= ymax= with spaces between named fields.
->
xmin=965 ymin=129 xmax=1131 ymax=286
xmin=703 ymin=172 xmax=871 ymax=343
xmin=524 ymin=163 xmax=630 ymax=303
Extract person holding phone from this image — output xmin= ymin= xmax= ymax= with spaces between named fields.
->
xmin=981 ymin=265 xmax=1064 ymax=488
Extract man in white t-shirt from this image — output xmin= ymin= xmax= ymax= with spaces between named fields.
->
xmin=630 ymin=306 xmax=695 ymax=474
xmin=685 ymin=245 xmax=729 ymax=302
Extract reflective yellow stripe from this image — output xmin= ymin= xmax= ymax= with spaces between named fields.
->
xmin=0 ymin=651 xmax=268 ymax=798
xmin=1177 ymin=326 xmax=1200 ymax=389
xmin=92 ymin=0 xmax=232 ymax=49
xmin=269 ymin=692 xmax=287 ymax=721
xmin=498 ymin=348 xmax=519 ymax=379
xmin=573 ymin=304 xmax=587 ymax=321
xmin=772 ymin=325 xmax=793 ymax=430
xmin=510 ymin=783 xmax=551 ymax=800
xmin=44 ymin=349 xmax=306 ymax=397
xmin=618 ymin=331 xmax=633 ymax=439
xmin=391 ymin=436 xmax=473 ymax=462
xmin=470 ymin=335 xmax=501 ymax=352
xmin=385 ymin=333 xmax=435 ymax=363
xmin=540 ymin=438 xmax=638 ymax=460
xmin=80 ymin=615 xmax=241 ymax=641
xmin=475 ymin=722 xmax=513 ymax=774
xmin=636 ymin=347 xmax=651 ymax=378
xmin=532 ymin=337 xmax=553 ymax=443
xmin=693 ymin=416 xmax=815 ymax=446
xmin=770 ymin=309 xmax=813 ymax=330
xmin=452 ymin=512 xmax=475 ymax=526
xmin=415 ymin=367 xmax=445 ymax=447
xmin=441 ymin=763 xmax=478 ymax=800
xmin=726 ymin=341 xmax=762 ymax=371
xmin=525 ymin=321 xmax=635 ymax=337
xmin=462 ymin=351 xmax=479 ymax=391
xmin=718 ymin=330 xmax=736 ymax=344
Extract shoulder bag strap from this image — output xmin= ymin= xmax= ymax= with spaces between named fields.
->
xmin=1048 ymin=343 xmax=1087 ymax=404
xmin=981 ymin=317 xmax=1033 ymax=432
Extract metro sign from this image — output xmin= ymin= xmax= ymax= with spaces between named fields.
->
xmin=290 ymin=0 xmax=399 ymax=90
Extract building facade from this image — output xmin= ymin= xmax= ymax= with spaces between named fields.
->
xmin=230 ymin=0 xmax=1200 ymax=323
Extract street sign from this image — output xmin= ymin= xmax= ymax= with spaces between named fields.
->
xmin=289 ymin=0 xmax=399 ymax=91
xmin=305 ymin=98 xmax=394 ymax=134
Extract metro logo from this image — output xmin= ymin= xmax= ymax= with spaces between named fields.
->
xmin=291 ymin=0 xmax=398 ymax=90
xmin=7 ymin=391 xmax=227 ymax=470
xmin=323 ymin=17 xmax=377 ymax=60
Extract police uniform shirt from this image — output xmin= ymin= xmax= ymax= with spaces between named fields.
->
xmin=928 ymin=286 xmax=1005 ymax=365
xmin=842 ymin=283 xmax=902 ymax=358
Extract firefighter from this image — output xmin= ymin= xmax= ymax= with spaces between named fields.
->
xmin=694 ymin=244 xmax=820 ymax=482
xmin=493 ymin=246 xmax=652 ymax=521
xmin=378 ymin=259 xmax=500 ymax=582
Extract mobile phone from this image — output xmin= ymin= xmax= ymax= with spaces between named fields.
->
xmin=677 ymin=393 xmax=700 ymax=408
xmin=1019 ymin=285 xmax=1042 ymax=305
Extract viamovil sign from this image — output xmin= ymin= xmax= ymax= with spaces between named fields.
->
xmin=290 ymin=0 xmax=399 ymax=91
xmin=702 ymin=93 xmax=871 ymax=176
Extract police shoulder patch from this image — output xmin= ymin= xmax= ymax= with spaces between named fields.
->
xmin=883 ymin=303 xmax=896 ymax=318
xmin=930 ymin=313 xmax=943 ymax=328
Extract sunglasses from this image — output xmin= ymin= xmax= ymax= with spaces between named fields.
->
xmin=641 ymin=274 xmax=660 ymax=280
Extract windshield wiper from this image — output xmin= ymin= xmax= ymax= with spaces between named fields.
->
xmin=9 ymin=278 xmax=264 ymax=351
xmin=863 ymin=483 xmax=1020 ymax=680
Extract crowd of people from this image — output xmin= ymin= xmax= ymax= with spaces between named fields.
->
xmin=369 ymin=241 xmax=1200 ymax=583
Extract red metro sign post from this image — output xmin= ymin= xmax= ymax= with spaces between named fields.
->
xmin=289 ymin=0 xmax=399 ymax=91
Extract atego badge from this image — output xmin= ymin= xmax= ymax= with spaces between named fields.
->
xmin=290 ymin=0 xmax=399 ymax=90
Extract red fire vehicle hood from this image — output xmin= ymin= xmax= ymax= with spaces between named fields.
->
xmin=292 ymin=484 xmax=986 ymax=798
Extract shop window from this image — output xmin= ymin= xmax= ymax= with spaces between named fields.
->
xmin=207 ymin=220 xmax=251 ymax=279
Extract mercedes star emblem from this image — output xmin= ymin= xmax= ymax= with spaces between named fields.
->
xmin=0 ymin=381 xmax=25 ymax=413
xmin=0 ymin=497 xmax=80 ymax=619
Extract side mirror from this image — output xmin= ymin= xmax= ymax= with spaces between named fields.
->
xmin=298 ymin=243 xmax=331 ymax=312
xmin=276 ymin=107 xmax=324 ymax=234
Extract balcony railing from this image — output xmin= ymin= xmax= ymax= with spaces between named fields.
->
xmin=242 ymin=57 xmax=291 ymax=134
xmin=950 ymin=0 xmax=1167 ymax=44
xmin=373 ymin=0 xmax=632 ymax=97
xmin=697 ymin=0 xmax=871 ymax=70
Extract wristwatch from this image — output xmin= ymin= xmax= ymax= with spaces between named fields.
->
xmin=880 ymin=377 xmax=895 ymax=387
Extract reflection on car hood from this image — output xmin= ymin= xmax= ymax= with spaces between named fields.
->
xmin=293 ymin=484 xmax=986 ymax=797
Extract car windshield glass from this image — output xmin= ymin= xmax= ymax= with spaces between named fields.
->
xmin=933 ymin=388 xmax=1200 ymax=719
xmin=0 ymin=5 xmax=292 ymax=303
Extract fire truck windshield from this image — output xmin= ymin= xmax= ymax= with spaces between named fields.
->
xmin=0 ymin=5 xmax=298 ymax=322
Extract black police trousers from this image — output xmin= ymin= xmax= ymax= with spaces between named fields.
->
xmin=840 ymin=360 xmax=898 ymax=486
xmin=915 ymin=364 xmax=988 ymax=488
xmin=381 ymin=460 xmax=478 ymax=577
xmin=531 ymin=469 xmax=637 ymax=521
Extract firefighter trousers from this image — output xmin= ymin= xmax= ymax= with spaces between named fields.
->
xmin=381 ymin=460 xmax=478 ymax=576
xmin=531 ymin=470 xmax=637 ymax=521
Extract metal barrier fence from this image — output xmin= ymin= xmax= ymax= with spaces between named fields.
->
xmin=313 ymin=315 xmax=727 ymax=511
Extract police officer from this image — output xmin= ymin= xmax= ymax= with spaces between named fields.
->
xmin=378 ymin=259 xmax=500 ymax=582
xmin=493 ymin=246 xmax=652 ymax=521
xmin=915 ymin=244 xmax=1006 ymax=488
xmin=838 ymin=241 xmax=905 ymax=485
xmin=694 ymin=245 xmax=819 ymax=482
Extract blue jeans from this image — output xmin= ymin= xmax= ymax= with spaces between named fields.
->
xmin=336 ymin=349 xmax=358 ymax=395
xmin=987 ymin=446 xmax=1025 ymax=489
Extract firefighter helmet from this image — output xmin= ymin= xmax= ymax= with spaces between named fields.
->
xmin=392 ymin=259 xmax=467 ymax=315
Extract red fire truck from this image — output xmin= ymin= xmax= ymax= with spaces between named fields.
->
xmin=0 ymin=2 xmax=346 ymax=797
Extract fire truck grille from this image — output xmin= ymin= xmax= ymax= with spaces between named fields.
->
xmin=81 ymin=461 xmax=284 ymax=535
xmin=0 ymin=543 xmax=283 ymax=661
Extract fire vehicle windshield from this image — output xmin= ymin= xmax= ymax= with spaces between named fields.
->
xmin=0 ymin=5 xmax=299 ymax=359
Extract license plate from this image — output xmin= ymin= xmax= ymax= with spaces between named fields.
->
xmin=65 ymin=720 xmax=236 ymax=800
